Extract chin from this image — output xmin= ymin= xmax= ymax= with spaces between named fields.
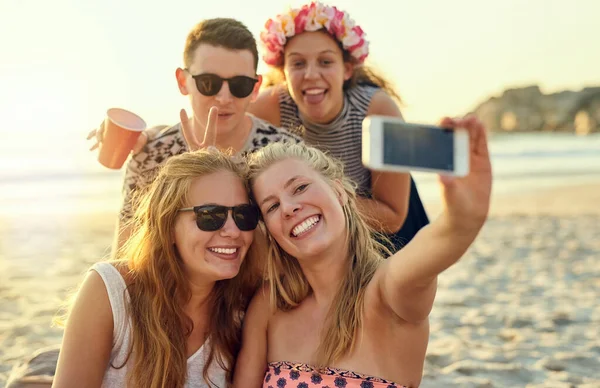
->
xmin=216 ymin=272 xmax=238 ymax=281
xmin=294 ymin=241 xmax=332 ymax=261
xmin=216 ymin=264 xmax=244 ymax=281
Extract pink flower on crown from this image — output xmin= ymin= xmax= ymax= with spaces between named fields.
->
xmin=263 ymin=18 xmax=285 ymax=45
xmin=328 ymin=7 xmax=346 ymax=39
xmin=260 ymin=2 xmax=369 ymax=66
xmin=293 ymin=7 xmax=310 ymax=33
xmin=352 ymin=39 xmax=369 ymax=63
xmin=342 ymin=26 xmax=364 ymax=51
xmin=259 ymin=29 xmax=282 ymax=56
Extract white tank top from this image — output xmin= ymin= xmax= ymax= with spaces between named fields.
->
xmin=92 ymin=262 xmax=227 ymax=387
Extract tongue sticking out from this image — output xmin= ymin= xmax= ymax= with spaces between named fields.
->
xmin=304 ymin=90 xmax=326 ymax=105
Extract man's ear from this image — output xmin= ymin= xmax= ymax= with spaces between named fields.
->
xmin=249 ymin=74 xmax=263 ymax=102
xmin=175 ymin=67 xmax=189 ymax=96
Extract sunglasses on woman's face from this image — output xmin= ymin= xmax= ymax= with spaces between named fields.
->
xmin=179 ymin=204 xmax=260 ymax=232
xmin=187 ymin=72 xmax=259 ymax=98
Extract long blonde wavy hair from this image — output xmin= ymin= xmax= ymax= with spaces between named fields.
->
xmin=60 ymin=150 xmax=262 ymax=387
xmin=246 ymin=142 xmax=391 ymax=367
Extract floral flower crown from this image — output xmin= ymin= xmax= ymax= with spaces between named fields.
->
xmin=260 ymin=2 xmax=369 ymax=67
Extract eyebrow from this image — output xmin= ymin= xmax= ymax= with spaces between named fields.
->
xmin=259 ymin=176 xmax=301 ymax=207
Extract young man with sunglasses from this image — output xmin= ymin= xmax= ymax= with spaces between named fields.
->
xmin=102 ymin=18 xmax=301 ymax=252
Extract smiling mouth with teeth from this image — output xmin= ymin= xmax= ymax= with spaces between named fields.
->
xmin=208 ymin=247 xmax=238 ymax=255
xmin=304 ymin=89 xmax=326 ymax=95
xmin=291 ymin=215 xmax=321 ymax=237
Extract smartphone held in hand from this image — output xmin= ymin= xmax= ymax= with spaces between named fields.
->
xmin=362 ymin=115 xmax=470 ymax=177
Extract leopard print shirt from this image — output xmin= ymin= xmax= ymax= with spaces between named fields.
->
xmin=119 ymin=114 xmax=302 ymax=222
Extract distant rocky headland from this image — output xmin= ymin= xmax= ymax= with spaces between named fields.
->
xmin=471 ymin=85 xmax=600 ymax=135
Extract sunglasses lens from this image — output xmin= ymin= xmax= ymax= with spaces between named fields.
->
xmin=195 ymin=74 xmax=222 ymax=96
xmin=229 ymin=76 xmax=257 ymax=98
xmin=232 ymin=204 xmax=260 ymax=231
xmin=195 ymin=206 xmax=227 ymax=231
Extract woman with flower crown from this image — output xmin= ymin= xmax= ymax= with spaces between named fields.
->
xmin=248 ymin=1 xmax=430 ymax=252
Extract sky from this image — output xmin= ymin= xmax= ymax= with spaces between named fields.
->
xmin=0 ymin=0 xmax=598 ymax=169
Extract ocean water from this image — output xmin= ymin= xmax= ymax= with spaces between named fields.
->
xmin=1 ymin=132 xmax=599 ymax=216
xmin=0 ymin=132 xmax=125 ymax=215
xmin=413 ymin=132 xmax=600 ymax=202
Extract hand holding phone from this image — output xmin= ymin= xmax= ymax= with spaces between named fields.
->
xmin=362 ymin=115 xmax=470 ymax=177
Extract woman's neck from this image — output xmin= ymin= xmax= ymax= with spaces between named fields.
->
xmin=298 ymin=243 xmax=349 ymax=308
xmin=184 ymin=276 xmax=216 ymax=313
xmin=300 ymin=94 xmax=348 ymax=128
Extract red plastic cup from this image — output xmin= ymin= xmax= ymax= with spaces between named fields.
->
xmin=98 ymin=108 xmax=147 ymax=169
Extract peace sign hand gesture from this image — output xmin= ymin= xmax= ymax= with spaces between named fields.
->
xmin=180 ymin=106 xmax=219 ymax=151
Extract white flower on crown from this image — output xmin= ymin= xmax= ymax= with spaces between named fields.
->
xmin=351 ymin=40 xmax=369 ymax=62
xmin=341 ymin=12 xmax=355 ymax=31
xmin=307 ymin=3 xmax=336 ymax=31
xmin=341 ymin=28 xmax=361 ymax=48
xmin=279 ymin=13 xmax=296 ymax=37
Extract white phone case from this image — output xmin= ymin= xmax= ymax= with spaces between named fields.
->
xmin=362 ymin=115 xmax=469 ymax=177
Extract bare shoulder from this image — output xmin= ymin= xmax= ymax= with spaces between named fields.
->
xmin=53 ymin=268 xmax=114 ymax=387
xmin=78 ymin=270 xmax=111 ymax=304
xmin=247 ymin=282 xmax=275 ymax=317
xmin=367 ymin=89 xmax=403 ymax=118
xmin=60 ymin=268 xmax=114 ymax=347
xmin=249 ymin=86 xmax=282 ymax=126
xmin=73 ymin=263 xmax=123 ymax=316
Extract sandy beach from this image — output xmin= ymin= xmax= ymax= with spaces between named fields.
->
xmin=1 ymin=182 xmax=599 ymax=387
xmin=421 ymin=183 xmax=600 ymax=387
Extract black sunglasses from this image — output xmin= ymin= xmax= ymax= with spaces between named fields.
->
xmin=187 ymin=72 xmax=259 ymax=98
xmin=179 ymin=204 xmax=260 ymax=232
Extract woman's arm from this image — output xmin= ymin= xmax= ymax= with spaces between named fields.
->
xmin=52 ymin=271 xmax=114 ymax=387
xmin=248 ymin=87 xmax=282 ymax=127
xmin=233 ymin=285 xmax=273 ymax=388
xmin=358 ymin=90 xmax=411 ymax=234
xmin=376 ymin=116 xmax=492 ymax=323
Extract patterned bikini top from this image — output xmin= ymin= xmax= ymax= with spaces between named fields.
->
xmin=263 ymin=361 xmax=408 ymax=388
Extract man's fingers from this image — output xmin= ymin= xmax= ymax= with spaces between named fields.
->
xmin=439 ymin=117 xmax=456 ymax=129
xmin=202 ymin=106 xmax=219 ymax=147
xmin=180 ymin=109 xmax=201 ymax=151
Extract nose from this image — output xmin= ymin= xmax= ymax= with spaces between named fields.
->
xmin=214 ymin=80 xmax=234 ymax=104
xmin=280 ymin=199 xmax=302 ymax=218
xmin=304 ymin=62 xmax=319 ymax=80
xmin=219 ymin=210 xmax=241 ymax=238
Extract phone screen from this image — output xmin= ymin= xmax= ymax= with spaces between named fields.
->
xmin=383 ymin=122 xmax=455 ymax=171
